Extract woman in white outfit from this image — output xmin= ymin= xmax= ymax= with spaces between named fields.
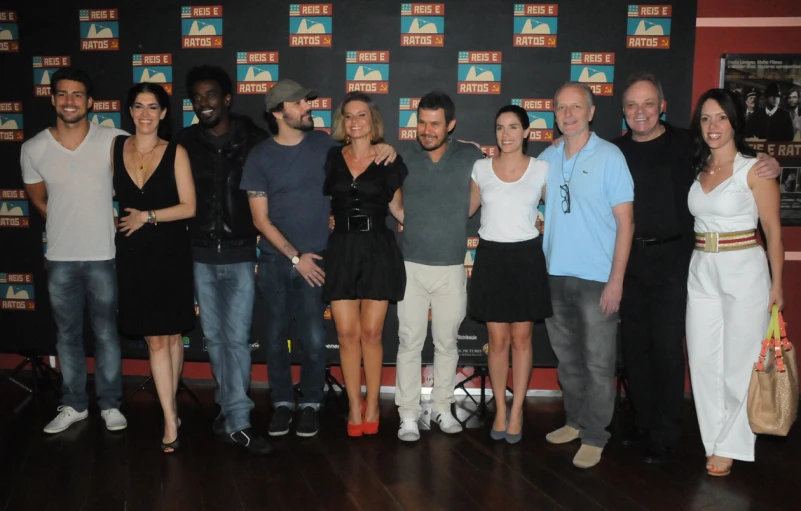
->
xmin=686 ymin=88 xmax=784 ymax=476
xmin=468 ymin=105 xmax=552 ymax=444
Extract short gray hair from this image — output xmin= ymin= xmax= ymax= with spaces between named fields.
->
xmin=554 ymin=81 xmax=594 ymax=109
xmin=622 ymin=71 xmax=665 ymax=105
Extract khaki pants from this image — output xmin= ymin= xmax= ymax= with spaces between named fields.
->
xmin=395 ymin=261 xmax=467 ymax=420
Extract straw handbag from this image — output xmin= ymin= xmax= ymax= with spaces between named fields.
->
xmin=747 ymin=305 xmax=798 ymax=436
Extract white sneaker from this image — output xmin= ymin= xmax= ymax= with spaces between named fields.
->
xmin=433 ymin=411 xmax=464 ymax=434
xmin=101 ymin=408 xmax=128 ymax=431
xmin=43 ymin=406 xmax=88 ymax=434
xmin=398 ymin=418 xmax=420 ymax=442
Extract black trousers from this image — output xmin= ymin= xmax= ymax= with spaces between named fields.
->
xmin=620 ymin=241 xmax=690 ymax=448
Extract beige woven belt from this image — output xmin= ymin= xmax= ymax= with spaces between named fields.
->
xmin=694 ymin=230 xmax=758 ymax=253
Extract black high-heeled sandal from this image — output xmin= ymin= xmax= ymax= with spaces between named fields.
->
xmin=161 ymin=435 xmax=180 ymax=453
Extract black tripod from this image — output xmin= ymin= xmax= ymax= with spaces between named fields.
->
xmin=453 ymin=366 xmax=513 ymax=427
xmin=2 ymin=354 xmax=62 ymax=414
xmin=324 ymin=366 xmax=347 ymax=410
xmin=291 ymin=365 xmax=347 ymax=411
xmin=122 ymin=374 xmax=202 ymax=406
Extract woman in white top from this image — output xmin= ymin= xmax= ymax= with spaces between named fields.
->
xmin=686 ymin=88 xmax=783 ymax=476
xmin=468 ymin=105 xmax=552 ymax=443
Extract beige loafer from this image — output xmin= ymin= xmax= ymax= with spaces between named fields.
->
xmin=545 ymin=425 xmax=580 ymax=444
xmin=573 ymin=444 xmax=603 ymax=469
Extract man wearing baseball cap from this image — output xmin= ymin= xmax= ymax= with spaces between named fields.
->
xmin=240 ymin=79 xmax=396 ymax=437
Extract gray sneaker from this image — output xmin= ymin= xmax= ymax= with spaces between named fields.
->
xmin=100 ymin=408 xmax=128 ymax=431
xmin=43 ymin=406 xmax=89 ymax=434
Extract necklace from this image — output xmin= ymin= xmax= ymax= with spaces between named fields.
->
xmin=133 ymin=139 xmax=157 ymax=157
xmin=706 ymin=158 xmax=734 ymax=175
xmin=561 ymin=144 xmax=584 ymax=186
xmin=132 ymin=140 xmax=156 ymax=188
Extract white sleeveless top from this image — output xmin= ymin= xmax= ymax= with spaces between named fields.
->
xmin=471 ymin=156 xmax=549 ymax=242
xmin=688 ymin=153 xmax=759 ymax=234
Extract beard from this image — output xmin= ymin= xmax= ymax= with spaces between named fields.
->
xmin=418 ymin=134 xmax=447 ymax=152
xmin=197 ymin=111 xmax=222 ymax=130
xmin=285 ymin=112 xmax=314 ymax=132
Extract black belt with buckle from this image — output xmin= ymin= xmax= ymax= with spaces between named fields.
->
xmin=192 ymin=238 xmax=255 ymax=249
xmin=632 ymin=233 xmax=682 ymax=248
xmin=333 ymin=214 xmax=386 ymax=233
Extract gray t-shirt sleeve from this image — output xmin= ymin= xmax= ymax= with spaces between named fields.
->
xmin=462 ymin=142 xmax=484 ymax=161
xmin=240 ymin=144 xmax=268 ymax=193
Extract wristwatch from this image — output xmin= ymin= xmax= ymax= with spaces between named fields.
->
xmin=291 ymin=254 xmax=301 ymax=266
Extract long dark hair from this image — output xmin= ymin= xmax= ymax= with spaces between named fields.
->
xmin=126 ymin=83 xmax=172 ymax=140
xmin=495 ymin=104 xmax=530 ymax=153
xmin=690 ymin=88 xmax=755 ymax=176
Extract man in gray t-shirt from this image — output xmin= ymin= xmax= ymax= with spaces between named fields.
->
xmin=396 ymin=92 xmax=483 ymax=442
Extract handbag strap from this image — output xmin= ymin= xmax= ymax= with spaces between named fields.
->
xmin=778 ymin=310 xmax=792 ymax=350
xmin=756 ymin=306 xmax=782 ymax=372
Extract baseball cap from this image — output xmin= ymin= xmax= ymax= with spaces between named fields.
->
xmin=264 ymin=79 xmax=317 ymax=111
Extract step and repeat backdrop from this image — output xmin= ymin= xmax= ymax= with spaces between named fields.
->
xmin=0 ymin=1 xmax=696 ymax=365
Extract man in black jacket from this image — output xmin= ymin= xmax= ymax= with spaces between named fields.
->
xmin=613 ymin=72 xmax=780 ymax=464
xmin=176 ymin=66 xmax=271 ymax=454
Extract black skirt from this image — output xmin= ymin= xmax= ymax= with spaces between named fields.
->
xmin=468 ymin=237 xmax=552 ymax=323
xmin=322 ymin=229 xmax=406 ymax=302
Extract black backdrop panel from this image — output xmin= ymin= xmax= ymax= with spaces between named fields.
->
xmin=0 ymin=1 xmax=697 ymax=366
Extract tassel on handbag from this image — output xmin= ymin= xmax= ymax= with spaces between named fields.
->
xmin=747 ymin=305 xmax=798 ymax=436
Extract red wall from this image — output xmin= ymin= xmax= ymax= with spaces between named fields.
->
xmin=4 ymin=1 xmax=801 ymax=392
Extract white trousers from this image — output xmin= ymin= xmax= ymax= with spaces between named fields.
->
xmin=396 ymin=262 xmax=467 ymax=420
xmin=686 ymin=247 xmax=771 ymax=461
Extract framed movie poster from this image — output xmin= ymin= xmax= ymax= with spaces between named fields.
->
xmin=721 ymin=54 xmax=801 ymax=225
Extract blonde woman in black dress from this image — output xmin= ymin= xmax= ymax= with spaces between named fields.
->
xmin=324 ymin=92 xmax=407 ymax=436
xmin=112 ymin=83 xmax=196 ymax=452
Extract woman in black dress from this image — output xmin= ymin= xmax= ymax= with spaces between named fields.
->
xmin=112 ymin=83 xmax=196 ymax=452
xmin=324 ymin=92 xmax=406 ymax=436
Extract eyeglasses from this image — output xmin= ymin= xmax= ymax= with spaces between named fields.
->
xmin=560 ymin=183 xmax=571 ymax=214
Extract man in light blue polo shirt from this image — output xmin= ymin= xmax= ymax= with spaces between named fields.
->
xmin=538 ymin=82 xmax=634 ymax=469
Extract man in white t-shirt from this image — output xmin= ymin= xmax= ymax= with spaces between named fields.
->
xmin=21 ymin=68 xmax=128 ymax=434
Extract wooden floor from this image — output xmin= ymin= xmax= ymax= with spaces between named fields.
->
xmin=1 ymin=375 xmax=800 ymax=511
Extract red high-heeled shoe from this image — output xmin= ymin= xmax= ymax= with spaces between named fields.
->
xmin=347 ymin=401 xmax=365 ymax=437
xmin=363 ymin=403 xmax=379 ymax=435
xmin=347 ymin=421 xmax=363 ymax=437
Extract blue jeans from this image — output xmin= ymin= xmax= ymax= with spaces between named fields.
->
xmin=47 ymin=259 xmax=122 ymax=412
xmin=194 ymin=261 xmax=256 ymax=434
xmin=545 ymin=276 xmax=619 ymax=448
xmin=257 ymin=253 xmax=327 ymax=408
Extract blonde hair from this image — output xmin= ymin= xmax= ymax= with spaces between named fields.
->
xmin=331 ymin=92 xmax=384 ymax=143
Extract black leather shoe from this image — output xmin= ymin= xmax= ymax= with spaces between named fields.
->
xmin=226 ymin=428 xmax=273 ymax=454
xmin=212 ymin=411 xmax=226 ymax=436
xmin=620 ymin=428 xmax=648 ymax=447
xmin=643 ymin=443 xmax=674 ymax=464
